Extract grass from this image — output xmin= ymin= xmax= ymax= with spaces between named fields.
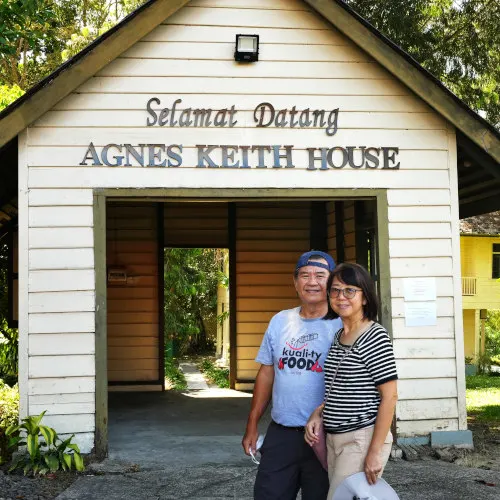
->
xmin=198 ymin=359 xmax=230 ymax=388
xmin=164 ymin=358 xmax=187 ymax=391
xmin=466 ymin=375 xmax=500 ymax=422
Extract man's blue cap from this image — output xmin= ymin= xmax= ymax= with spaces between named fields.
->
xmin=295 ymin=250 xmax=336 ymax=273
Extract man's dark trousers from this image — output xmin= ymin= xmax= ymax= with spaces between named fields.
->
xmin=254 ymin=421 xmax=329 ymax=500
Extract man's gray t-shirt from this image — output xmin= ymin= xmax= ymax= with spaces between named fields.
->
xmin=256 ymin=307 xmax=342 ymax=427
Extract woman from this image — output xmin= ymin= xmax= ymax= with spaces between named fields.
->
xmin=305 ymin=263 xmax=398 ymax=498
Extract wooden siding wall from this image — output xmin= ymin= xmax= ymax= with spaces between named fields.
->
xmin=164 ymin=202 xmax=228 ymax=247
xmin=24 ymin=186 xmax=96 ymax=451
xmin=344 ymin=201 xmax=356 ymax=263
xmin=326 ymin=202 xmax=336 ymax=260
xmin=235 ymin=202 xmax=311 ymax=383
xmin=107 ymin=202 xmax=159 ymax=383
xmin=23 ymin=0 xmax=461 ymax=450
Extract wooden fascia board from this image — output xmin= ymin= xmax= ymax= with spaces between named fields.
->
xmin=0 ymin=0 xmax=190 ymax=147
xmin=459 ymin=196 xmax=500 ymax=219
xmin=304 ymin=0 xmax=500 ymax=166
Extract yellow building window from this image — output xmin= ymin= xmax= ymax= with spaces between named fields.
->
xmin=493 ymin=243 xmax=500 ymax=279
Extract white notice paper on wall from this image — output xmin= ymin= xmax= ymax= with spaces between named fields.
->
xmin=404 ymin=301 xmax=437 ymax=327
xmin=403 ymin=278 xmax=437 ymax=302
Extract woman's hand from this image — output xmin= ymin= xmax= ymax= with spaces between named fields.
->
xmin=304 ymin=404 xmax=324 ymax=446
xmin=364 ymin=449 xmax=382 ymax=485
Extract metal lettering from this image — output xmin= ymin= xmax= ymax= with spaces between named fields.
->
xmin=365 ymin=147 xmax=380 ymax=169
xmin=102 ymin=144 xmax=124 ymax=167
xmin=221 ymin=145 xmax=240 ymax=168
xmin=124 ymin=144 xmax=145 ymax=167
xmin=347 ymin=146 xmax=365 ymax=169
xmin=179 ymin=108 xmax=193 ymax=127
xmin=170 ymin=98 xmax=182 ymax=127
xmin=306 ymin=148 xmax=328 ymax=170
xmin=252 ymin=145 xmax=272 ymax=168
xmin=272 ymin=145 xmax=295 ymax=168
xmin=382 ymin=147 xmax=400 ymax=169
xmin=146 ymin=97 xmax=160 ymax=126
xmin=240 ymin=146 xmax=250 ymax=168
xmin=148 ymin=144 xmax=166 ymax=167
xmin=254 ymin=102 xmax=275 ymax=127
xmin=326 ymin=108 xmax=339 ymax=137
xmin=167 ymin=145 xmax=182 ymax=167
xmin=79 ymin=142 xmax=103 ymax=166
xmin=192 ymin=109 xmax=213 ymax=127
xmin=327 ymin=147 xmax=348 ymax=169
xmin=197 ymin=145 xmax=218 ymax=168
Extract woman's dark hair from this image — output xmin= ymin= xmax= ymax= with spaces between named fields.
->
xmin=323 ymin=263 xmax=378 ymax=320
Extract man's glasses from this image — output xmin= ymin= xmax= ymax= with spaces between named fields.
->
xmin=329 ymin=287 xmax=362 ymax=299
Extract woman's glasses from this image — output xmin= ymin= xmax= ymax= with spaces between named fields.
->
xmin=329 ymin=287 xmax=362 ymax=299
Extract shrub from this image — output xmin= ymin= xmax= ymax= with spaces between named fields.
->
xmin=0 ymin=381 xmax=19 ymax=464
xmin=485 ymin=310 xmax=500 ymax=360
xmin=199 ymin=359 xmax=230 ymax=388
xmin=0 ymin=326 xmax=19 ymax=386
xmin=164 ymin=358 xmax=187 ymax=391
xmin=6 ymin=412 xmax=84 ymax=476
xmin=476 ymin=351 xmax=492 ymax=375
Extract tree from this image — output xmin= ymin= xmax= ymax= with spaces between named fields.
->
xmin=0 ymin=83 xmax=24 ymax=109
xmin=0 ymin=1 xmax=73 ymax=89
xmin=346 ymin=0 xmax=500 ymax=127
xmin=0 ymin=1 xmax=147 ymax=91
xmin=485 ymin=309 xmax=500 ymax=364
xmin=164 ymin=248 xmax=227 ymax=355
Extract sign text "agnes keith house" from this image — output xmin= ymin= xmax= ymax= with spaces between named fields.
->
xmin=79 ymin=97 xmax=401 ymax=170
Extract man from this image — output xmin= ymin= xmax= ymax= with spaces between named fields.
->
xmin=242 ymin=250 xmax=342 ymax=500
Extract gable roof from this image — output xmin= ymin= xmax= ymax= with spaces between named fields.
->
xmin=0 ymin=0 xmax=499 ymax=217
xmin=460 ymin=211 xmax=500 ymax=235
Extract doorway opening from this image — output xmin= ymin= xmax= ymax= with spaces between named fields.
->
xmin=101 ymin=195 xmax=385 ymax=463
xmin=163 ymin=247 xmax=230 ymax=391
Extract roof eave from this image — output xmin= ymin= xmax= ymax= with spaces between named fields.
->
xmin=304 ymin=0 xmax=500 ymax=165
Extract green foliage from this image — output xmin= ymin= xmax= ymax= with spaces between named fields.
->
xmin=476 ymin=351 xmax=492 ymax=375
xmin=60 ymin=1 xmax=146 ymax=61
xmin=0 ymin=381 xmax=19 ymax=464
xmin=346 ymin=0 xmax=500 ymax=127
xmin=485 ymin=310 xmax=500 ymax=360
xmin=0 ymin=1 xmax=147 ymax=93
xmin=164 ymin=248 xmax=227 ymax=356
xmin=0 ymin=83 xmax=24 ymax=109
xmin=6 ymin=411 xmax=84 ymax=475
xmin=466 ymin=375 xmax=500 ymax=421
xmin=0 ymin=241 xmax=18 ymax=386
xmin=0 ymin=0 xmax=63 ymax=89
xmin=199 ymin=359 xmax=229 ymax=389
xmin=164 ymin=358 xmax=187 ymax=391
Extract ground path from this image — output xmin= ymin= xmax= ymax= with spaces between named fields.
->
xmin=52 ymin=387 xmax=500 ymax=499
xmin=55 ymin=460 xmax=500 ymax=499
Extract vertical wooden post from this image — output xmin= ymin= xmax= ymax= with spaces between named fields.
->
xmin=157 ymin=203 xmax=165 ymax=390
xmin=228 ymin=203 xmax=237 ymax=389
xmin=94 ymin=193 xmax=108 ymax=458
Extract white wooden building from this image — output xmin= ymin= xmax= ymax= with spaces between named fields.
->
xmin=0 ymin=0 xmax=499 ymax=456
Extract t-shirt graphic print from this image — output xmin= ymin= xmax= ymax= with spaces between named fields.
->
xmin=256 ymin=307 xmax=342 ymax=427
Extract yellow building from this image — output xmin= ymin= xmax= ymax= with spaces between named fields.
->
xmin=460 ymin=211 xmax=500 ymax=362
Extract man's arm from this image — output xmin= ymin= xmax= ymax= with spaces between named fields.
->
xmin=241 ymin=364 xmax=274 ymax=455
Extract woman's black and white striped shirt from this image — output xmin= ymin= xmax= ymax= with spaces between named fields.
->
xmin=323 ymin=322 xmax=398 ymax=434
